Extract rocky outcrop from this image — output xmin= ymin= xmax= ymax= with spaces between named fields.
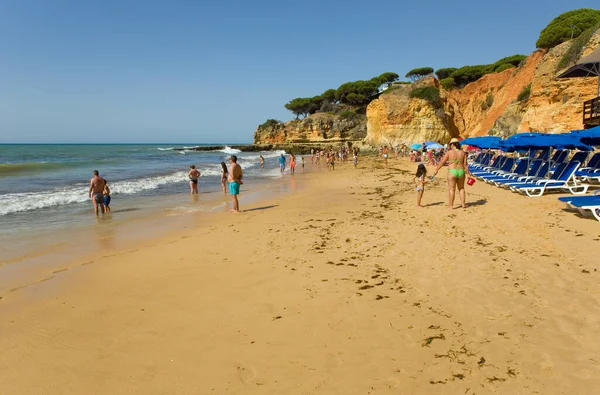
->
xmin=519 ymin=30 xmax=600 ymax=133
xmin=366 ymin=78 xmax=457 ymax=145
xmin=253 ymin=112 xmax=366 ymax=145
xmin=253 ymin=29 xmax=599 ymax=146
xmin=444 ymin=51 xmax=543 ymax=137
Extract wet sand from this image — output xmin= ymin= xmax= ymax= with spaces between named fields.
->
xmin=0 ymin=156 xmax=599 ymax=394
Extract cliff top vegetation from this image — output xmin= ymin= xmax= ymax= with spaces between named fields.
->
xmin=284 ymin=72 xmax=400 ymax=119
xmin=536 ymin=8 xmax=600 ymax=49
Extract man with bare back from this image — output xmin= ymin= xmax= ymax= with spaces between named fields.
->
xmin=228 ymin=155 xmax=243 ymax=213
xmin=89 ymin=170 xmax=106 ymax=216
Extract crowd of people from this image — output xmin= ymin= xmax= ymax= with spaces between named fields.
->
xmin=90 ymin=139 xmax=470 ymax=216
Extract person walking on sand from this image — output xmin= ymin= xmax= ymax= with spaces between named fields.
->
xmin=220 ymin=161 xmax=229 ymax=193
xmin=228 ymin=155 xmax=243 ymax=213
xmin=88 ymin=170 xmax=106 ymax=216
xmin=414 ymin=163 xmax=427 ymax=207
xmin=289 ymin=153 xmax=296 ymax=175
xmin=279 ymin=154 xmax=286 ymax=174
xmin=433 ymin=138 xmax=469 ymax=209
xmin=188 ymin=165 xmax=201 ymax=195
xmin=301 ymin=156 xmax=305 ymax=171
xmin=103 ymin=180 xmax=111 ymax=213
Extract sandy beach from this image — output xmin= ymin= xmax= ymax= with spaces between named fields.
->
xmin=1 ymin=156 xmax=599 ymax=394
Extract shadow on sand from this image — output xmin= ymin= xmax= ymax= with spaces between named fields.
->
xmin=243 ymin=205 xmax=278 ymax=213
xmin=424 ymin=202 xmax=444 ymax=207
xmin=467 ymin=199 xmax=488 ymax=207
xmin=109 ymin=208 xmax=141 ymax=214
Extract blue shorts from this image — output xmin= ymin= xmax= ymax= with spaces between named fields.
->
xmin=229 ymin=182 xmax=240 ymax=195
xmin=104 ymin=195 xmax=111 ymax=206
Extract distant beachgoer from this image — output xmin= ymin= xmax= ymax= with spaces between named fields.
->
xmin=301 ymin=156 xmax=305 ymax=171
xmin=415 ymin=163 xmax=427 ymax=207
xmin=220 ymin=161 xmax=229 ymax=193
xmin=279 ymin=154 xmax=286 ymax=174
xmin=188 ymin=165 xmax=201 ymax=195
xmin=289 ymin=153 xmax=296 ymax=175
xmin=259 ymin=155 xmax=264 ymax=168
xmin=103 ymin=180 xmax=111 ymax=213
xmin=353 ymin=154 xmax=358 ymax=168
xmin=228 ymin=155 xmax=243 ymax=213
xmin=434 ymin=138 xmax=469 ymax=209
xmin=88 ymin=170 xmax=106 ymax=216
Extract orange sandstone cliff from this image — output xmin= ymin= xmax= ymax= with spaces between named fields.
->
xmin=254 ymin=29 xmax=600 ymax=146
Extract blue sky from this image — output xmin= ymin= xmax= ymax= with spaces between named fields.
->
xmin=0 ymin=0 xmax=598 ymax=143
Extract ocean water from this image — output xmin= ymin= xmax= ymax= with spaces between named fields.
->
xmin=0 ymin=144 xmax=287 ymax=262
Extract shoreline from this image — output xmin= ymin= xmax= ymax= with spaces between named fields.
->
xmin=1 ymin=156 xmax=599 ymax=394
xmin=0 ymin=160 xmax=317 ymax=294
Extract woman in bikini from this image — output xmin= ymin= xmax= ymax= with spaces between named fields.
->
xmin=434 ymin=138 xmax=470 ymax=209
xmin=220 ymin=161 xmax=229 ymax=193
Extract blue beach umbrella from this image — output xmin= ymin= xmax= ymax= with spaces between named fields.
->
xmin=425 ymin=142 xmax=444 ymax=149
xmin=502 ymin=133 xmax=593 ymax=151
xmin=461 ymin=136 xmax=503 ymax=149
xmin=409 ymin=143 xmax=422 ymax=150
xmin=569 ymin=125 xmax=600 ymax=146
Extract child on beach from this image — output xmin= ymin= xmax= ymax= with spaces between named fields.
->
xmin=103 ymin=180 xmax=111 ymax=212
xmin=414 ymin=163 xmax=427 ymax=207
xmin=353 ymin=154 xmax=358 ymax=168
xmin=289 ymin=153 xmax=296 ymax=175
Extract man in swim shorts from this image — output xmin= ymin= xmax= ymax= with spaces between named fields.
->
xmin=228 ymin=155 xmax=243 ymax=213
xmin=88 ymin=170 xmax=106 ymax=216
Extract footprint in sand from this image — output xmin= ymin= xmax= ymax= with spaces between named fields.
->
xmin=237 ymin=365 xmax=258 ymax=384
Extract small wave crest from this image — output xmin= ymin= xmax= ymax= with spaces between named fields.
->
xmin=217 ymin=146 xmax=242 ymax=155
xmin=0 ymin=166 xmax=219 ymax=216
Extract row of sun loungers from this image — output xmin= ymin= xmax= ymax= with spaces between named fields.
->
xmin=469 ymin=150 xmax=600 ymax=221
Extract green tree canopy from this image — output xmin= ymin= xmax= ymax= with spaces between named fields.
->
xmin=536 ymin=8 xmax=600 ymax=49
xmin=405 ymin=67 xmax=434 ymax=81
xmin=371 ymin=72 xmax=400 ymax=87
xmin=319 ymin=89 xmax=337 ymax=103
xmin=448 ymin=65 xmax=489 ymax=87
xmin=435 ymin=68 xmax=457 ymax=80
xmin=440 ymin=78 xmax=456 ymax=90
xmin=495 ymin=63 xmax=516 ymax=73
xmin=492 ymin=54 xmax=527 ymax=69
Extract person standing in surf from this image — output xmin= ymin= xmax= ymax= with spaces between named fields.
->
xmin=228 ymin=155 xmax=243 ymax=213
xmin=103 ymin=180 xmax=111 ymax=213
xmin=259 ymin=155 xmax=264 ymax=168
xmin=188 ymin=165 xmax=201 ymax=195
xmin=88 ymin=170 xmax=106 ymax=216
xmin=289 ymin=153 xmax=296 ymax=175
xmin=220 ymin=161 xmax=229 ymax=194
xmin=279 ymin=154 xmax=286 ymax=174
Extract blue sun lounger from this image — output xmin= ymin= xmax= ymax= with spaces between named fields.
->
xmin=482 ymin=159 xmax=529 ymax=183
xmin=495 ymin=161 xmax=548 ymax=188
xmin=510 ymin=161 xmax=588 ymax=197
xmin=559 ymin=191 xmax=600 ymax=222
